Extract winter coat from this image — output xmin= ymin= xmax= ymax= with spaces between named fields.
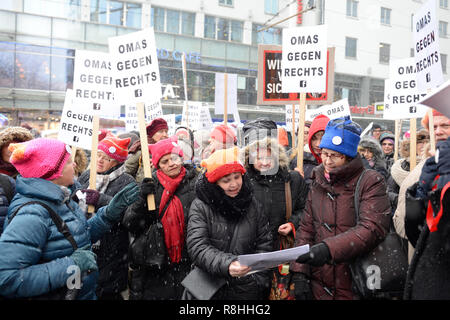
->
xmin=242 ymin=137 xmax=308 ymax=250
xmin=289 ymin=150 xmax=318 ymax=186
xmin=387 ymin=159 xmax=411 ymax=213
xmin=393 ymin=159 xmax=427 ymax=263
xmin=124 ymin=150 xmax=146 ymax=183
xmin=359 ymin=136 xmax=389 ymax=181
xmin=187 ymin=174 xmax=273 ymax=300
xmin=290 ymin=155 xmax=391 ymax=300
xmin=77 ymin=164 xmax=135 ymax=299
xmin=122 ymin=164 xmax=198 ymax=300
xmin=0 ymin=174 xmax=15 ymax=236
xmin=0 ymin=176 xmax=113 ymax=300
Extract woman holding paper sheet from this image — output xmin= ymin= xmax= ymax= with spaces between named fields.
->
xmin=123 ymin=137 xmax=198 ymax=300
xmin=290 ymin=117 xmax=390 ymax=300
xmin=186 ymin=147 xmax=273 ymax=300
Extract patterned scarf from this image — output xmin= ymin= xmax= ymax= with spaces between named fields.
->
xmin=95 ymin=164 xmax=127 ymax=193
xmin=157 ymin=166 xmax=186 ymax=264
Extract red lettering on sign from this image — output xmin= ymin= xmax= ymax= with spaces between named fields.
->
xmin=297 ymin=0 xmax=303 ymax=25
xmin=350 ymin=105 xmax=375 ymax=115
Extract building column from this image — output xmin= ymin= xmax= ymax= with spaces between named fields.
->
xmin=195 ymin=12 xmax=205 ymax=38
xmin=242 ymin=21 xmax=252 ymax=45
xmin=360 ymin=76 xmax=371 ymax=107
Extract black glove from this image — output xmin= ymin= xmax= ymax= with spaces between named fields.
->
xmin=140 ymin=178 xmax=156 ymax=198
xmin=405 ymin=183 xmax=426 ymax=247
xmin=292 ymin=272 xmax=313 ymax=300
xmin=296 ymin=242 xmax=331 ymax=267
xmin=416 ymin=156 xmax=438 ymax=199
xmin=436 ymin=138 xmax=450 ymax=189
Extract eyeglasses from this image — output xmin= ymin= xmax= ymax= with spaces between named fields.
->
xmin=321 ymin=151 xmax=345 ymax=161
xmin=97 ymin=154 xmax=113 ymax=162
xmin=381 ymin=143 xmax=394 ymax=146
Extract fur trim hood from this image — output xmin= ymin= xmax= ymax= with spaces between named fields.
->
xmin=241 ymin=137 xmax=289 ymax=170
xmin=358 ymin=136 xmax=383 ymax=160
xmin=0 ymin=127 xmax=33 ymax=150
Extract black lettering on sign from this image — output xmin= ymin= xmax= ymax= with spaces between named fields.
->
xmin=118 ymin=39 xmax=148 ymax=54
xmin=290 ymin=34 xmax=319 ymax=45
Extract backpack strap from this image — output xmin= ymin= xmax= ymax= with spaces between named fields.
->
xmin=9 ymin=201 xmax=78 ymax=250
xmin=0 ymin=174 xmax=14 ymax=204
xmin=354 ymin=169 xmax=369 ymax=224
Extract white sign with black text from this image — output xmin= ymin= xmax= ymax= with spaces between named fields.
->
xmin=305 ymin=98 xmax=352 ymax=122
xmin=281 ymin=25 xmax=328 ymax=93
xmin=412 ymin=0 xmax=444 ymax=91
xmin=58 ymin=89 xmax=94 ymax=150
xmin=108 ymin=28 xmax=162 ymax=105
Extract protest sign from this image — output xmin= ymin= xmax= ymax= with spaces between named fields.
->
xmin=181 ymin=101 xmax=202 ymax=130
xmin=214 ymin=73 xmax=237 ymax=116
xmin=305 ymin=98 xmax=352 ymax=122
xmin=58 ymin=89 xmax=94 ymax=150
xmin=419 ymin=79 xmax=450 ymax=119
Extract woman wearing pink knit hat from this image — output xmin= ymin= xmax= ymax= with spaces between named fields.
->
xmin=123 ymin=136 xmax=199 ymax=300
xmin=0 ymin=138 xmax=139 ymax=300
xmin=77 ymin=133 xmax=136 ymax=300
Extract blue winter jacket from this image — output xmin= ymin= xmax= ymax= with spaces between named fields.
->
xmin=0 ymin=175 xmax=15 ymax=236
xmin=0 ymin=176 xmax=113 ymax=300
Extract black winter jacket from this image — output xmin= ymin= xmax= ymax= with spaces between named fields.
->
xmin=78 ymin=165 xmax=135 ymax=299
xmin=187 ymin=174 xmax=273 ymax=300
xmin=123 ymin=164 xmax=198 ymax=300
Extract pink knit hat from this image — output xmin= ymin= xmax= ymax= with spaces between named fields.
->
xmin=148 ymin=136 xmax=183 ymax=168
xmin=97 ymin=133 xmax=130 ymax=163
xmin=9 ymin=138 xmax=71 ymax=180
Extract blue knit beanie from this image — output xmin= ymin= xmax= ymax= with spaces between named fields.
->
xmin=319 ymin=116 xmax=362 ymax=158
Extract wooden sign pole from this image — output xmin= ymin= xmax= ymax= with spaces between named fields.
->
xmin=71 ymin=146 xmax=77 ymax=162
xmin=292 ymin=105 xmax=296 ymax=149
xmin=296 ymin=93 xmax=306 ymax=172
xmin=137 ymin=102 xmax=156 ymax=211
xmin=88 ymin=115 xmax=99 ymax=214
xmin=224 ymin=73 xmax=228 ymax=125
xmin=410 ymin=118 xmax=417 ymax=171
xmin=182 ymin=53 xmax=189 ymax=131
xmin=428 ymin=108 xmax=436 ymax=152
xmin=394 ymin=119 xmax=400 ymax=162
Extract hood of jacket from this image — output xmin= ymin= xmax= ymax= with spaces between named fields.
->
xmin=308 ymin=115 xmax=330 ymax=163
xmin=241 ymin=137 xmax=289 ymax=171
xmin=358 ymin=136 xmax=383 ymax=160
xmin=0 ymin=127 xmax=33 ymax=150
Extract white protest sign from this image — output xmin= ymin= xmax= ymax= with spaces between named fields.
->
xmin=160 ymin=114 xmax=176 ymax=136
xmin=214 ymin=73 xmax=237 ymax=114
xmin=383 ymin=58 xmax=428 ymax=120
xmin=72 ymin=50 xmax=115 ymax=116
xmin=108 ymin=28 xmax=162 ymax=105
xmin=285 ymin=105 xmax=300 ymax=133
xmin=200 ymin=106 xmax=214 ymax=131
xmin=125 ymin=104 xmax=139 ymax=132
xmin=182 ymin=101 xmax=202 ymax=130
xmin=124 ymin=99 xmax=163 ymax=131
xmin=145 ymin=99 xmax=163 ymax=122
xmin=281 ymin=25 xmax=328 ymax=93
xmin=419 ymin=79 xmax=450 ymax=119
xmin=58 ymin=89 xmax=94 ymax=150
xmin=412 ymin=0 xmax=444 ymax=91
xmin=305 ymin=98 xmax=352 ymax=122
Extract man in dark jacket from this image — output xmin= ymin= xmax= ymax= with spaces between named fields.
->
xmin=290 ymin=116 xmax=391 ymax=300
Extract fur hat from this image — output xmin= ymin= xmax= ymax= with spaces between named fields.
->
xmin=97 ymin=133 xmax=130 ymax=163
xmin=319 ymin=116 xmax=362 ymax=158
xmin=0 ymin=126 xmax=34 ymax=150
xmin=201 ymin=147 xmax=246 ymax=183
xmin=9 ymin=138 xmax=71 ymax=180
xmin=358 ymin=136 xmax=383 ymax=159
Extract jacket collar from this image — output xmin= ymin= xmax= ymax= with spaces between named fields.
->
xmin=313 ymin=155 xmax=364 ymax=190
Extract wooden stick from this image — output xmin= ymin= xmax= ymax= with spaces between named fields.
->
xmin=71 ymin=146 xmax=77 ymax=162
xmin=410 ymin=118 xmax=417 ymax=171
xmin=428 ymin=108 xmax=436 ymax=152
xmin=292 ymin=105 xmax=296 ymax=148
xmin=224 ymin=73 xmax=228 ymax=125
xmin=137 ymin=102 xmax=156 ymax=211
xmin=394 ymin=119 xmax=400 ymax=162
xmin=182 ymin=53 xmax=189 ymax=131
xmin=296 ymin=93 xmax=306 ymax=171
xmin=87 ymin=115 xmax=99 ymax=214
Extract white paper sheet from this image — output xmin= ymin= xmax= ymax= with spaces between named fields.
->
xmin=238 ymin=244 xmax=310 ymax=272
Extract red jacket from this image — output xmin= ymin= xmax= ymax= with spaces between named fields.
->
xmin=290 ymin=156 xmax=391 ymax=300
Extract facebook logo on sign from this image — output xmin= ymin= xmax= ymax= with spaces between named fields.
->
xmin=135 ymin=89 xmax=143 ymax=98
xmin=73 ymin=136 xmax=79 ymax=143
xmin=299 ymin=80 xmax=307 ymax=88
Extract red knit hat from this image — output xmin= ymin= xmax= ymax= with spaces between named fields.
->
xmin=308 ymin=114 xmax=330 ymax=163
xmin=201 ymin=147 xmax=246 ymax=183
xmin=97 ymin=133 xmax=130 ymax=163
xmin=98 ymin=129 xmax=109 ymax=142
xmin=9 ymin=138 xmax=71 ymax=180
xmin=210 ymin=125 xmax=237 ymax=144
xmin=148 ymin=136 xmax=184 ymax=168
xmin=146 ymin=118 xmax=168 ymax=139
xmin=421 ymin=109 xmax=445 ymax=130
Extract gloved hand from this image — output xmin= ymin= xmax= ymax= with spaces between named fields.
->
xmin=69 ymin=245 xmax=98 ymax=273
xmin=292 ymin=272 xmax=313 ymax=300
xmin=105 ymin=182 xmax=139 ymax=222
xmin=81 ymin=189 xmax=100 ymax=206
xmin=436 ymin=138 xmax=450 ymax=189
xmin=296 ymin=242 xmax=331 ymax=267
xmin=140 ymin=178 xmax=156 ymax=198
xmin=416 ymin=156 xmax=438 ymax=199
xmin=405 ymin=183 xmax=426 ymax=247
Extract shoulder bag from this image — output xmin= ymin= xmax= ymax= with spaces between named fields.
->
xmin=349 ymin=170 xmax=408 ymax=299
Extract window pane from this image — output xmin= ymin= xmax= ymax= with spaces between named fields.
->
xmin=231 ymin=20 xmax=243 ymax=42
xmin=166 ymin=10 xmax=180 ymax=34
xmin=0 ymin=0 xmax=22 ymax=11
xmin=204 ymin=16 xmax=216 ymax=39
xmin=91 ymin=0 xmax=108 ymax=24
xmin=181 ymin=12 xmax=195 ymax=36
xmin=24 ymin=0 xmax=80 ymax=20
xmin=345 ymin=37 xmax=357 ymax=58
xmin=153 ymin=7 xmax=165 ymax=32
xmin=0 ymin=47 xmax=14 ymax=88
xmin=17 ymin=14 xmax=51 ymax=37
xmin=126 ymin=3 xmax=141 ymax=28
xmin=379 ymin=43 xmax=390 ymax=63
xmin=265 ymin=0 xmax=278 ymax=14
xmin=217 ymin=18 xmax=229 ymax=41
xmin=441 ymin=54 xmax=447 ymax=74
xmin=109 ymin=1 xmax=124 ymax=26
xmin=15 ymin=52 xmax=50 ymax=90
xmin=346 ymin=0 xmax=351 ymax=16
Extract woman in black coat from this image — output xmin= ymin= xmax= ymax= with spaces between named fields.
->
xmin=187 ymin=147 xmax=273 ymax=300
xmin=77 ymin=134 xmax=135 ymax=300
xmin=123 ymin=137 xmax=198 ymax=300
xmin=242 ymin=137 xmax=308 ymax=251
